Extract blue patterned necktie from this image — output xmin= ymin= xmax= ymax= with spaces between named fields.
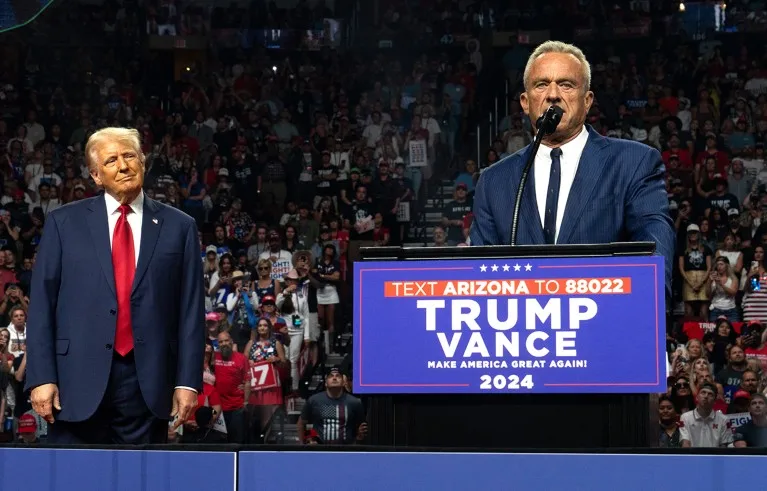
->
xmin=543 ymin=148 xmax=562 ymax=244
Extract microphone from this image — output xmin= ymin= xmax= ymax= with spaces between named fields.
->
xmin=535 ymin=105 xmax=565 ymax=137
xmin=509 ymin=105 xmax=564 ymax=245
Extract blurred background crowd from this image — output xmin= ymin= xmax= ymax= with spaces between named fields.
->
xmin=1 ymin=0 xmax=767 ymax=447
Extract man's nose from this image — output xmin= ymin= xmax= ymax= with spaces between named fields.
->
xmin=544 ymin=83 xmax=562 ymax=103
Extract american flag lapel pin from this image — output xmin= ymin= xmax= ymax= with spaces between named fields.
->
xmin=152 ymin=218 xmax=158 ymax=224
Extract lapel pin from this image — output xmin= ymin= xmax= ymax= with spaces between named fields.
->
xmin=152 ymin=218 xmax=158 ymax=224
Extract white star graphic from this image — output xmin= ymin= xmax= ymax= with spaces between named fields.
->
xmin=502 ymin=264 xmax=510 ymax=272
xmin=480 ymin=264 xmax=487 ymax=272
xmin=513 ymin=264 xmax=521 ymax=272
xmin=524 ymin=263 xmax=533 ymax=271
xmin=491 ymin=264 xmax=499 ymax=272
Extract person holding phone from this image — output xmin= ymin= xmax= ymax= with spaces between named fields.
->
xmin=707 ymin=256 xmax=739 ymax=321
xmin=743 ymin=246 xmax=767 ymax=323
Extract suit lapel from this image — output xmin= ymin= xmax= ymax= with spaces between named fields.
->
xmin=87 ymin=194 xmax=116 ymax=297
xmin=519 ymin=146 xmax=546 ymax=244
xmin=132 ymin=197 xmax=163 ymax=294
xmin=557 ymin=127 xmax=609 ymax=244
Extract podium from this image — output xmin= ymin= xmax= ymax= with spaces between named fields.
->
xmin=354 ymin=243 xmax=665 ymax=448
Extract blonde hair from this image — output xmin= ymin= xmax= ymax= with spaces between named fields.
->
xmin=523 ymin=40 xmax=591 ymax=92
xmin=257 ymin=258 xmax=272 ymax=274
xmin=85 ymin=127 xmax=145 ymax=172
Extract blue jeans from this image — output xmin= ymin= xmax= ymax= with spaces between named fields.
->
xmin=709 ymin=308 xmax=740 ymax=323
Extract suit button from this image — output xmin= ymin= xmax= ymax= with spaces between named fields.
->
xmin=109 ymin=309 xmax=116 ymax=315
xmin=136 ymin=337 xmax=144 ymax=344
xmin=105 ymin=344 xmax=112 ymax=350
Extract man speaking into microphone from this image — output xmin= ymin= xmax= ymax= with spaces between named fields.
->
xmin=470 ymin=40 xmax=674 ymax=289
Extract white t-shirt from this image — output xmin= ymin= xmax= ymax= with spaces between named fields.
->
xmin=710 ymin=277 xmax=736 ymax=310
xmin=679 ymin=408 xmax=734 ymax=447
xmin=259 ymin=250 xmax=293 ymax=281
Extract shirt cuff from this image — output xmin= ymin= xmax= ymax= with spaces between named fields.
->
xmin=175 ymin=386 xmax=198 ymax=394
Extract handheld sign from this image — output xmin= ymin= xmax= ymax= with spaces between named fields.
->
xmin=250 ymin=360 xmax=281 ymax=391
xmin=354 ymin=256 xmax=665 ymax=394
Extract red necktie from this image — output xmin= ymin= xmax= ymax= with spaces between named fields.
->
xmin=113 ymin=204 xmax=136 ymax=356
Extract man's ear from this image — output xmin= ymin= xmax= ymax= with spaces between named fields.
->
xmin=90 ymin=169 xmax=102 ymax=187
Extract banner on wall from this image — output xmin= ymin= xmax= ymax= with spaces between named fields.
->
xmin=683 ymin=321 xmax=743 ymax=341
xmin=354 ymin=256 xmax=665 ymax=394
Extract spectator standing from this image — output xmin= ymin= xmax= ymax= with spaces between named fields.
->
xmin=298 ymin=367 xmax=366 ymax=445
xmin=213 ymin=332 xmax=250 ymax=444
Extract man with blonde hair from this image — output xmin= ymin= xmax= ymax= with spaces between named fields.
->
xmin=470 ymin=40 xmax=674 ymax=292
xmin=26 ymin=127 xmax=205 ymax=444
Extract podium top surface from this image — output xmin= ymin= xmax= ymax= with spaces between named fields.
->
xmin=360 ymin=242 xmax=656 ymax=261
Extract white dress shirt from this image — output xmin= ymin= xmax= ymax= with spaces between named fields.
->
xmin=104 ymin=191 xmax=196 ymax=395
xmin=534 ymin=125 xmax=589 ymax=243
xmin=104 ymin=191 xmax=143 ymax=267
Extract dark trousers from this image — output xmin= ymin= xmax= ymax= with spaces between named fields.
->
xmin=47 ymin=353 xmax=167 ymax=445
xmin=223 ymin=408 xmax=246 ymax=444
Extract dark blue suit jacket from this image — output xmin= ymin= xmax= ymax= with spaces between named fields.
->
xmin=470 ymin=126 xmax=675 ymax=291
xmin=26 ymin=193 xmax=205 ymax=422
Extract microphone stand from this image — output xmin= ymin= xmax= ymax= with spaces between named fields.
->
xmin=509 ymin=121 xmax=548 ymax=246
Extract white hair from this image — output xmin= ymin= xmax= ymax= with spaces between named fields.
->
xmin=85 ymin=127 xmax=144 ymax=172
xmin=523 ymin=40 xmax=591 ymax=92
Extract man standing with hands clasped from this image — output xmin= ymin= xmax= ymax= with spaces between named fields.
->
xmin=26 ymin=127 xmax=205 ymax=444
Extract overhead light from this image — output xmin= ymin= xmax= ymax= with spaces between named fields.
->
xmin=679 ymin=2 xmax=686 ymax=11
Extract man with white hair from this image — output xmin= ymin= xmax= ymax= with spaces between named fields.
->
xmin=470 ymin=40 xmax=674 ymax=293
xmin=26 ymin=127 xmax=205 ymax=444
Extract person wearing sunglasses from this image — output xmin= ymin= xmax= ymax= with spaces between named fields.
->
xmin=253 ymin=258 xmax=281 ymax=304
xmin=670 ymin=376 xmax=695 ymax=414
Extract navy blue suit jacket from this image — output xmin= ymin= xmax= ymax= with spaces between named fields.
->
xmin=470 ymin=126 xmax=675 ymax=292
xmin=26 ymin=192 xmax=205 ymax=422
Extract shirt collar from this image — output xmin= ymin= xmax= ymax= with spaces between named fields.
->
xmin=693 ymin=408 xmax=715 ymax=421
xmin=541 ymin=125 xmax=589 ymax=160
xmin=104 ymin=191 xmax=144 ymax=216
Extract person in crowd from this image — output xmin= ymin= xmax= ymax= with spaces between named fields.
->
xmin=297 ymin=366 xmax=367 ymax=445
xmin=706 ymin=256 xmax=739 ymax=321
xmin=679 ymin=224 xmax=713 ymax=318
xmin=213 ymin=331 xmax=250 ymax=444
xmin=658 ymin=394 xmax=682 ymax=448
xmin=717 ymin=345 xmax=750 ymax=403
xmin=734 ymin=393 xmax=767 ymax=447
xmin=243 ymin=317 xmax=286 ymax=440
xmin=679 ymin=383 xmax=734 ymax=448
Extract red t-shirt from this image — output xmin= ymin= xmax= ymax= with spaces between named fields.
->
xmin=188 ymin=382 xmax=222 ymax=422
xmin=213 ymin=352 xmax=251 ymax=411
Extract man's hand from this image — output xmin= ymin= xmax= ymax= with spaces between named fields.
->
xmin=170 ymin=388 xmax=198 ymax=430
xmin=30 ymin=383 xmax=61 ymax=423
xmin=356 ymin=422 xmax=368 ymax=441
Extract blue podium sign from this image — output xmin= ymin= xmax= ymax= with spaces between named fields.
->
xmin=0 ymin=448 xmax=236 ymax=491
xmin=353 ymin=255 xmax=665 ymax=394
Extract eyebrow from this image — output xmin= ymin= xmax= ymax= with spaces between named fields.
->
xmin=531 ymin=77 xmax=579 ymax=87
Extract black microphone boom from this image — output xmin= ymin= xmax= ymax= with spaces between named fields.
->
xmin=509 ymin=105 xmax=564 ymax=245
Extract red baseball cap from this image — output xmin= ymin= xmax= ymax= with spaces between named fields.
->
xmin=18 ymin=414 xmax=37 ymax=434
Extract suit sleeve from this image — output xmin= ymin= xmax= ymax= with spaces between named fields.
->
xmin=176 ymin=219 xmax=205 ymax=391
xmin=624 ymin=147 xmax=676 ymax=299
xmin=469 ymin=170 xmax=501 ymax=246
xmin=25 ymin=213 xmax=63 ymax=391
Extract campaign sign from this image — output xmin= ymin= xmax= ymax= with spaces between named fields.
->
xmin=250 ymin=360 xmax=281 ymax=391
xmin=354 ymin=255 xmax=665 ymax=394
